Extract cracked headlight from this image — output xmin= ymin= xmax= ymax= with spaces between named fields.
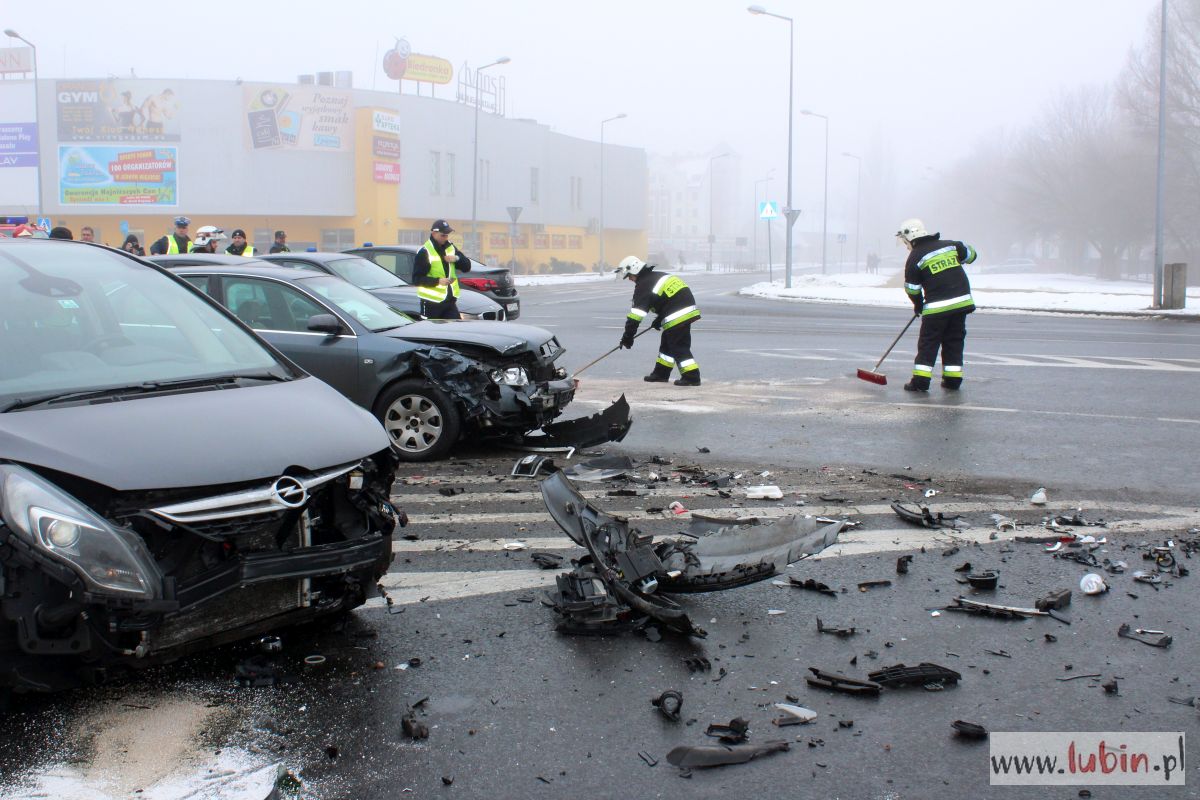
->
xmin=489 ymin=367 xmax=529 ymax=387
xmin=0 ymin=465 xmax=162 ymax=599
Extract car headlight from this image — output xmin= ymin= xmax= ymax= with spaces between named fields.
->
xmin=489 ymin=367 xmax=529 ymax=387
xmin=0 ymin=465 xmax=161 ymax=599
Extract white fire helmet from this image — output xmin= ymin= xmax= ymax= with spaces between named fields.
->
xmin=895 ymin=218 xmax=929 ymax=243
xmin=614 ymin=255 xmax=648 ymax=278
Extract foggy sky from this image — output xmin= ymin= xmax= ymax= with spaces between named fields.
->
xmin=5 ymin=0 xmax=1160 ymax=228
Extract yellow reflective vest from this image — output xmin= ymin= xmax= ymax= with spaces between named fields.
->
xmin=416 ymin=240 xmax=461 ymax=303
xmin=165 ymin=235 xmax=193 ymax=254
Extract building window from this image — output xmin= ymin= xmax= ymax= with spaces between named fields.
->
xmin=530 ymin=167 xmax=539 ymax=204
xmin=321 ymin=228 xmax=356 ymax=250
xmin=430 ymin=151 xmax=442 ymax=195
xmin=446 ymin=153 xmax=456 ymax=197
xmin=398 ymin=229 xmax=425 ymax=245
xmin=569 ymin=176 xmax=583 ymax=210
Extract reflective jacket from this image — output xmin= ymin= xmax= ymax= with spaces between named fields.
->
xmin=415 ymin=240 xmax=462 ymax=303
xmin=903 ymin=234 xmax=977 ymax=316
xmin=151 ymin=234 xmax=192 ymax=255
xmin=623 ymin=268 xmax=700 ymax=337
xmin=226 ymin=244 xmax=255 ymax=257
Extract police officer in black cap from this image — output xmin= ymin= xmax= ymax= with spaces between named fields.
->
xmin=413 ymin=219 xmax=474 ymax=319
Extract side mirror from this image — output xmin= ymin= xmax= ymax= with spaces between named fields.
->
xmin=307 ymin=313 xmax=343 ymax=335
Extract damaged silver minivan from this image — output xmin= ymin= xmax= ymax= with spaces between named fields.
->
xmin=0 ymin=240 xmax=399 ymax=699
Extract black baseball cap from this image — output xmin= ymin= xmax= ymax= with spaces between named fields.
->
xmin=431 ymin=219 xmax=453 ymax=234
xmin=231 ymin=229 xmax=246 ymax=238
xmin=273 ymin=230 xmax=287 ymax=238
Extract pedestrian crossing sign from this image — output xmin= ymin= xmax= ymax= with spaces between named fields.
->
xmin=759 ymin=201 xmax=779 ymax=220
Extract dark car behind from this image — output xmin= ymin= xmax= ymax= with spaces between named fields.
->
xmin=0 ymin=240 xmax=399 ymax=698
xmin=166 ymin=263 xmax=573 ymax=461
xmin=344 ymin=244 xmax=521 ymax=320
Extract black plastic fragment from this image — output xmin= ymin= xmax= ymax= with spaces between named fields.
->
xmin=705 ymin=717 xmax=750 ymax=744
xmin=1035 ymin=589 xmax=1072 ymax=612
xmin=652 ymin=690 xmax=683 ymax=721
xmin=666 ymin=740 xmax=789 ymax=769
xmin=805 ymin=667 xmax=882 ymax=696
xmin=857 ymin=580 xmax=892 ymax=591
xmin=868 ymin=662 xmax=962 ymax=688
xmin=1117 ymin=623 xmax=1172 ymax=648
xmin=952 ymin=720 xmax=989 ymax=740
xmin=896 ymin=555 xmax=913 ymax=575
xmin=683 ymin=655 xmax=712 ymax=673
xmin=789 ymin=577 xmax=837 ymax=596
xmin=816 ymin=618 xmax=857 ymax=638
xmin=966 ymin=571 xmax=999 ymax=590
xmin=638 ymin=751 xmax=658 ymax=767
xmin=530 ymin=552 xmax=564 ymax=570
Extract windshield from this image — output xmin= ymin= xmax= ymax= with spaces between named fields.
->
xmin=301 ymin=275 xmax=416 ymax=332
xmin=0 ymin=242 xmax=287 ymax=406
xmin=325 ymin=257 xmax=406 ymax=290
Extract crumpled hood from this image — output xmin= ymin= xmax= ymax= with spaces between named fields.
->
xmin=0 ymin=378 xmax=389 ymax=491
xmin=388 ymin=320 xmax=554 ymax=356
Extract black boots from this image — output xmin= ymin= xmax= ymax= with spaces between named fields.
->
xmin=643 ymin=372 xmax=670 ymax=383
xmin=674 ymin=372 xmax=701 ymax=387
xmin=903 ymin=380 xmax=929 ymax=392
xmin=941 ymin=379 xmax=961 ymax=390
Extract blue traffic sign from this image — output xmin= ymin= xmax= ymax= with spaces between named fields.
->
xmin=758 ymin=201 xmax=779 ymax=220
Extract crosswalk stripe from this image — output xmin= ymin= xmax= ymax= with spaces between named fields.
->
xmin=363 ymin=570 xmax=556 ymax=608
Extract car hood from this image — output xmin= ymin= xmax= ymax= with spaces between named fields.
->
xmin=386 ymin=320 xmax=553 ymax=356
xmin=369 ymin=287 xmax=500 ymax=316
xmin=0 ymin=378 xmax=389 ymax=491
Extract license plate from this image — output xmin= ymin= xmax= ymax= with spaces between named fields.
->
xmin=506 ymin=303 xmax=518 ymax=312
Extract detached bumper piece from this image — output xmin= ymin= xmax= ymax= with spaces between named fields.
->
xmin=538 ymin=472 xmax=844 ymax=637
xmin=519 ymin=394 xmax=633 ymax=450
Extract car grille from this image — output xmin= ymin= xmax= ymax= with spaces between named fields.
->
xmin=148 ymin=463 xmax=359 ymax=524
xmin=539 ymin=336 xmax=563 ymax=362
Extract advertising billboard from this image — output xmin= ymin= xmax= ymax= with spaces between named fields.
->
xmin=244 ymin=84 xmax=352 ymax=152
xmin=373 ymin=162 xmax=400 ymax=184
xmin=58 ymin=146 xmax=178 ymax=206
xmin=0 ymin=83 xmax=39 ymax=206
xmin=56 ymin=80 xmax=181 ymax=142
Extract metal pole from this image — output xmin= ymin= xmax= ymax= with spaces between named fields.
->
xmin=785 ymin=17 xmax=794 ymax=288
xmin=470 ymin=58 xmax=509 ymax=254
xmin=1153 ymin=0 xmax=1168 ymax=308
xmin=767 ymin=217 xmax=773 ymax=283
xmin=820 ymin=114 xmax=828 ymax=275
xmin=708 ymin=152 xmax=728 ymax=272
xmin=599 ymin=113 xmax=626 ymax=271
xmin=6 ymin=31 xmax=41 ymax=223
xmin=843 ymin=152 xmax=861 ymax=272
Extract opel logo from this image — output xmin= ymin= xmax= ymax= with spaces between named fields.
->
xmin=272 ymin=476 xmax=308 ymax=508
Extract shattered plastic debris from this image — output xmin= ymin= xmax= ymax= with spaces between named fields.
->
xmin=511 ymin=454 xmax=557 ymax=478
xmin=805 ymin=667 xmax=882 ymax=696
xmin=857 ymin=580 xmax=892 ymax=591
xmin=1035 ymin=589 xmax=1072 ymax=612
xmin=1030 ymin=487 xmax=1048 ymax=505
xmin=787 ymin=577 xmax=838 ymax=596
xmin=562 ymin=454 xmax=635 ymax=482
xmin=966 ymin=571 xmax=999 ymax=590
xmin=891 ymin=500 xmax=960 ymax=529
xmin=683 ymin=656 xmax=712 ymax=673
xmin=952 ymin=720 xmax=989 ymax=740
xmin=772 ymin=704 xmax=818 ymax=726
xmin=745 ymin=485 xmax=784 ymax=500
xmin=944 ymin=598 xmax=1047 ymax=619
xmin=868 ymin=663 xmax=962 ymax=688
xmin=652 ymin=690 xmax=684 ymax=722
xmin=816 ymin=618 xmax=857 ymax=637
xmin=705 ymin=717 xmax=750 ymax=744
xmin=531 ymin=552 xmax=565 ymax=570
xmin=1117 ymin=623 xmax=1172 ymax=648
xmin=668 ymin=500 xmax=689 ymax=515
xmin=519 ymin=394 xmax=633 ymax=449
xmin=665 ymin=740 xmax=789 ymax=770
xmin=896 ymin=555 xmax=914 ymax=575
xmin=1079 ymin=573 xmax=1108 ymax=595
xmin=991 ymin=513 xmax=1018 ymax=532
xmin=502 ymin=540 xmax=528 ymax=551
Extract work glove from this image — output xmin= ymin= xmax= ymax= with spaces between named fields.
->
xmin=651 ymin=317 xmax=662 ymax=331
xmin=911 ymin=298 xmax=924 ymax=315
xmin=619 ymin=332 xmax=635 ymax=350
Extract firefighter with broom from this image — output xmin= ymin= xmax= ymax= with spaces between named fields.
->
xmin=895 ymin=218 xmax=978 ymax=392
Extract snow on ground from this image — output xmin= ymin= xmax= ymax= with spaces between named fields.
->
xmin=740 ymin=268 xmax=1200 ymax=316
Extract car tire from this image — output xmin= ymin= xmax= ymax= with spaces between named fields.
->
xmin=375 ymin=378 xmax=461 ymax=462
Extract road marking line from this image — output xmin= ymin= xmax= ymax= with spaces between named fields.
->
xmin=362 ymin=570 xmax=555 ymax=607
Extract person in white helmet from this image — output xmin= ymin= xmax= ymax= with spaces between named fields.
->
xmin=896 ymin=218 xmax=978 ymax=391
xmin=190 ymin=225 xmax=227 ymax=254
xmin=614 ymin=255 xmax=702 ymax=386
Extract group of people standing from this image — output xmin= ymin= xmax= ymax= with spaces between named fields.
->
xmin=145 ymin=217 xmax=290 ymax=257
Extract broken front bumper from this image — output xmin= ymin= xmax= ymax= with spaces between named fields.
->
xmin=537 ymin=471 xmax=843 ymax=636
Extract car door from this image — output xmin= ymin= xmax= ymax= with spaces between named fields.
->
xmin=361 ymin=250 xmax=415 ymax=282
xmin=218 ymin=276 xmax=361 ymax=399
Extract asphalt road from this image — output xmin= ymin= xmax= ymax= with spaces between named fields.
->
xmin=516 ymin=271 xmax=1200 ymax=503
xmin=3 ymin=281 xmax=1199 ymax=799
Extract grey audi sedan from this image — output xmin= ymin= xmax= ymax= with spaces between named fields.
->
xmin=166 ymin=263 xmax=575 ymax=461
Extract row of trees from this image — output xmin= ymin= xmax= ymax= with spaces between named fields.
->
xmin=923 ymin=1 xmax=1200 ymax=280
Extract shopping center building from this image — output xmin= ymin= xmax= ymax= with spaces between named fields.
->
xmin=0 ymin=73 xmax=647 ymax=269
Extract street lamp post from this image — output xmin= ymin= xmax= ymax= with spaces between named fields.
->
xmin=5 ymin=29 xmax=42 ymax=224
xmin=599 ymin=113 xmax=626 ymax=271
xmin=470 ymin=57 xmax=510 ymax=254
xmin=1152 ymin=0 xmax=1168 ymax=308
xmin=801 ymin=109 xmax=829 ymax=274
xmin=707 ymin=152 xmax=729 ymax=272
xmin=754 ymin=170 xmax=773 ymax=278
xmin=748 ymin=5 xmax=796 ymax=287
xmin=842 ymin=151 xmax=861 ymax=272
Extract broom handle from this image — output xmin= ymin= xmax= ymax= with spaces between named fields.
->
xmin=574 ymin=326 xmax=653 ymax=377
xmin=871 ymin=314 xmax=920 ymax=372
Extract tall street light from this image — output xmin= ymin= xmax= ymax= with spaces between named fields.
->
xmin=1152 ymin=0 xmax=1168 ymax=308
xmin=842 ymin=151 xmax=862 ymax=272
xmin=748 ymin=5 xmax=797 ymax=288
xmin=801 ymin=109 xmax=829 ymax=274
xmin=470 ymin=56 xmax=510 ymax=254
xmin=5 ymin=29 xmax=42 ymax=224
xmin=707 ymin=152 xmax=729 ymax=272
xmin=599 ymin=112 xmax=626 ymax=271
xmin=753 ymin=169 xmax=774 ymax=276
